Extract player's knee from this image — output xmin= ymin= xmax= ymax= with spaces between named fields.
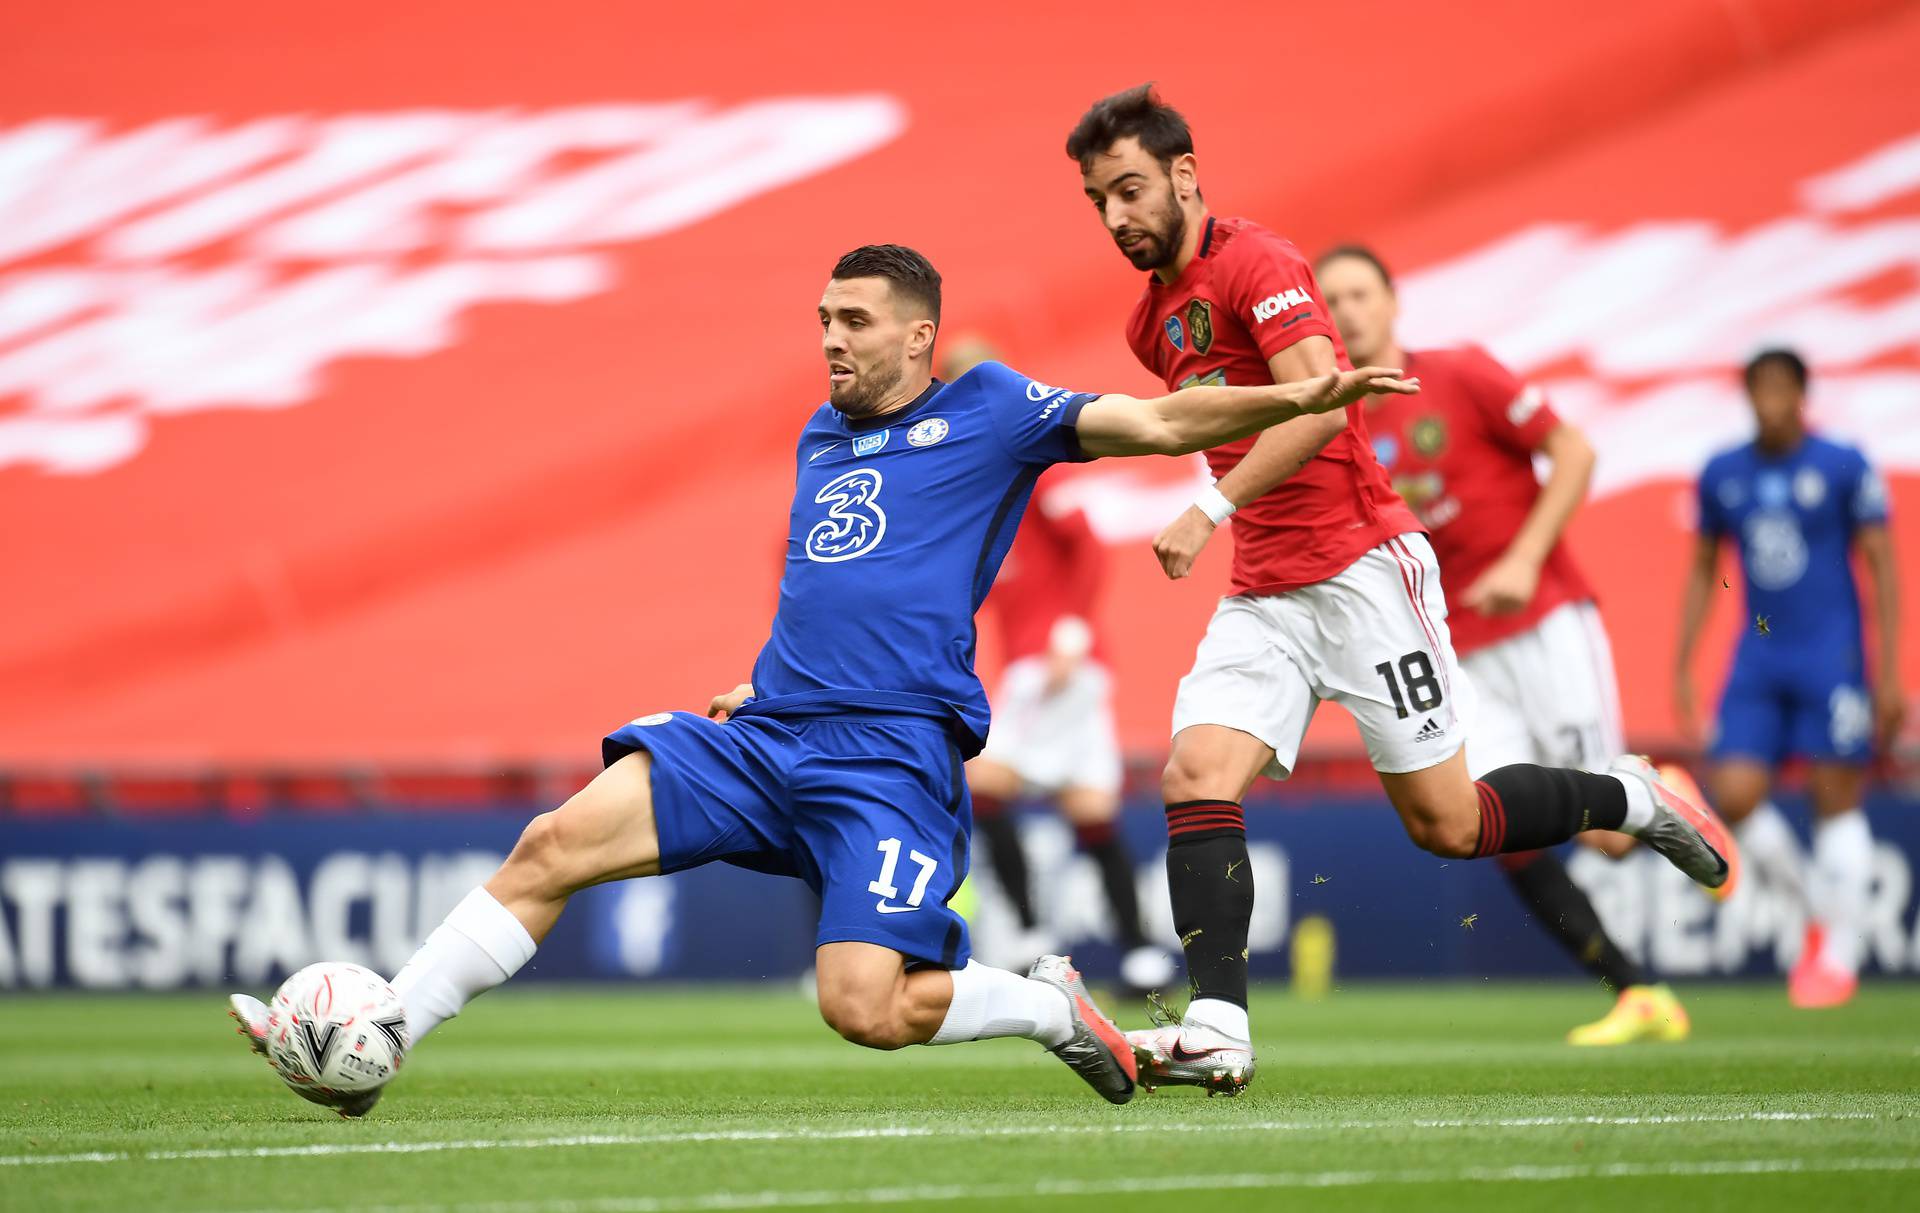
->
xmin=1160 ymin=749 xmax=1220 ymax=804
xmin=502 ymin=810 xmax=580 ymax=895
xmin=1405 ymin=809 xmax=1479 ymax=859
xmin=816 ymin=989 xmax=910 ymax=1050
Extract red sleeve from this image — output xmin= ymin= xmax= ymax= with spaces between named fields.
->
xmin=1458 ymin=346 xmax=1559 ymax=454
xmin=1215 ymin=230 xmax=1336 ymax=361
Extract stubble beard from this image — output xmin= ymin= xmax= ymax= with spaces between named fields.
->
xmin=1120 ymin=189 xmax=1187 ymax=273
xmin=830 ymin=353 xmax=907 ymax=417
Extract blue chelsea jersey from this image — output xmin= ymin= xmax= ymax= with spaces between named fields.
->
xmin=734 ymin=362 xmax=1099 ymax=755
xmin=1697 ymin=433 xmax=1889 ymax=655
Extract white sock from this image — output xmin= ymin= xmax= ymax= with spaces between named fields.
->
xmin=1738 ymin=801 xmax=1808 ymax=909
xmin=1609 ymin=772 xmax=1656 ymax=835
xmin=927 ymin=961 xmax=1073 ymax=1048
xmin=390 ymin=888 xmax=538 ymax=1043
xmin=1184 ymin=997 xmax=1250 ymax=1042
xmin=1812 ymin=809 xmax=1873 ymax=976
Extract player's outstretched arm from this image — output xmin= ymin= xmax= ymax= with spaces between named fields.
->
xmin=1074 ymin=367 xmax=1417 ymax=458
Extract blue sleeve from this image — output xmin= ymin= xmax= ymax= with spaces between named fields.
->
xmin=1696 ymin=465 xmax=1727 ymax=538
xmin=1848 ymin=449 xmax=1891 ymax=529
xmin=975 ymin=362 xmax=1100 ymax=466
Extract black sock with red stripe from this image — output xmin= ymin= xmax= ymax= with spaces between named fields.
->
xmin=1498 ymin=850 xmax=1647 ymax=990
xmin=1473 ymin=765 xmax=1628 ymax=857
xmin=1164 ymin=800 xmax=1253 ymax=1008
xmin=1075 ymin=821 xmax=1148 ymax=950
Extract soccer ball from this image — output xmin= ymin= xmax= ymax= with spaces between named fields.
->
xmin=263 ymin=962 xmax=409 ymax=1108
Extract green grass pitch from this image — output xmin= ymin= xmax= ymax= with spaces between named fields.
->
xmin=3 ymin=982 xmax=1917 ymax=1212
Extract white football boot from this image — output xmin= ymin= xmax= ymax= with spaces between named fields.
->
xmin=1126 ymin=1001 xmax=1256 ymax=1096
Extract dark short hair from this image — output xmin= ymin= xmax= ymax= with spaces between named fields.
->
xmin=1316 ymin=244 xmax=1395 ymax=290
xmin=830 ymin=244 xmax=941 ymax=323
xmin=1743 ymin=347 xmax=1807 ymax=391
xmin=1065 ymin=83 xmax=1194 ymax=172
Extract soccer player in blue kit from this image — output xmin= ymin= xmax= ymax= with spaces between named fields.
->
xmin=1676 ymin=348 xmax=1904 ymax=1008
xmin=228 ymin=244 xmax=1420 ymax=1112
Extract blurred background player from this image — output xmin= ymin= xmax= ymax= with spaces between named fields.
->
xmin=942 ymin=338 xmax=1178 ymax=996
xmin=1318 ymin=245 xmax=1688 ymax=1046
xmin=1067 ymin=85 xmax=1736 ymax=1094
xmin=1676 ymin=348 xmax=1904 ymax=1008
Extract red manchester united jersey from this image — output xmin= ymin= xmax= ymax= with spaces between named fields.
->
xmin=1366 ymin=346 xmax=1595 ymax=655
xmin=986 ymin=477 xmax=1107 ymax=663
xmin=1125 ymin=215 xmax=1420 ymax=596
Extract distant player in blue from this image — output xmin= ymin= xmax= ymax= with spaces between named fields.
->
xmin=227 ymin=244 xmax=1417 ymax=1112
xmin=1676 ymin=348 xmax=1904 ymax=1008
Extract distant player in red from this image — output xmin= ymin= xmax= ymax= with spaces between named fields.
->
xmin=1318 ymin=245 xmax=1690 ymax=1046
xmin=944 ymin=341 xmax=1175 ymax=994
xmin=1066 ymin=84 xmax=1737 ymax=1094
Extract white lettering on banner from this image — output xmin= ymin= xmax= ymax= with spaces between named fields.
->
xmin=0 ymin=851 xmax=502 ymax=989
xmin=1567 ymin=843 xmax=1920 ymax=976
xmin=0 ymin=98 xmax=907 ymax=474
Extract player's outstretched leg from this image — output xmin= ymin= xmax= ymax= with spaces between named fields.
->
xmin=815 ymin=943 xmax=1135 ymax=1103
xmin=1495 ymin=850 xmax=1688 ymax=1045
xmin=224 ymin=752 xmax=662 ymax=1112
xmin=1383 ymin=751 xmax=1739 ymax=898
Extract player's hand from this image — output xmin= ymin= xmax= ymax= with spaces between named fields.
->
xmin=1873 ymin=681 xmax=1907 ymax=752
xmin=707 ymin=683 xmax=754 ymax=721
xmin=1672 ymin=670 xmax=1701 ymax=747
xmin=1460 ymin=552 xmax=1540 ymax=616
xmin=1152 ymin=505 xmax=1217 ymax=579
xmin=1294 ymin=366 xmax=1419 ymax=414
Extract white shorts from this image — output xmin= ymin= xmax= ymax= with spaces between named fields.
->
xmin=1461 ymin=600 xmax=1623 ymax=778
xmin=1170 ymin=533 xmax=1471 ymax=779
xmin=979 ymin=656 xmax=1123 ymax=794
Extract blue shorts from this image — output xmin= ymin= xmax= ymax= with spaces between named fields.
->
xmin=602 ymin=712 xmax=972 ymax=968
xmin=1711 ymin=647 xmax=1873 ymax=766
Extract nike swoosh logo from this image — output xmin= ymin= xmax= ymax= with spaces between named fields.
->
xmin=808 ymin=442 xmax=843 ymax=462
xmin=873 ymin=902 xmax=919 ymax=915
xmin=1168 ymin=1042 xmax=1234 ymax=1063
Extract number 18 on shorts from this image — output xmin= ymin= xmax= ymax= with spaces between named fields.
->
xmin=1170 ymin=534 xmax=1471 ymax=779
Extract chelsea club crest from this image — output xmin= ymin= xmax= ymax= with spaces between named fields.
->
xmin=908 ymin=418 xmax=949 ymax=447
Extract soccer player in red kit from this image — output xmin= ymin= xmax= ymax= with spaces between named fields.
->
xmin=1065 ymin=85 xmax=1738 ymax=1093
xmin=1318 ymin=245 xmax=1692 ymax=1045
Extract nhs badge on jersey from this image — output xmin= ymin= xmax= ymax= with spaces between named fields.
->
xmin=1373 ymin=435 xmax=1400 ymax=468
xmin=853 ymin=431 xmax=890 ymax=457
xmin=1164 ymin=314 xmax=1186 ymax=350
xmin=907 ymin=418 xmax=949 ymax=447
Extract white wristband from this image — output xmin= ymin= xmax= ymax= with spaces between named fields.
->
xmin=1195 ymin=484 xmax=1237 ymax=525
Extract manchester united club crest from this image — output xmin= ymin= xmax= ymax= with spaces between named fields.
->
xmin=1164 ymin=314 xmax=1186 ymax=350
xmin=1186 ymin=298 xmax=1214 ymax=354
xmin=1410 ymin=415 xmax=1448 ymax=457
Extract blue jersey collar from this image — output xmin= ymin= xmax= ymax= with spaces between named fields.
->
xmin=837 ymin=378 xmax=945 ymax=432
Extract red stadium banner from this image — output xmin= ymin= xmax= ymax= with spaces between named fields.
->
xmin=0 ymin=0 xmax=1914 ymax=774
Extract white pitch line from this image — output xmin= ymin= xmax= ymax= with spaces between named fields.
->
xmin=234 ymin=1156 xmax=1920 ymax=1213
xmin=0 ymin=1109 xmax=1892 ymax=1169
